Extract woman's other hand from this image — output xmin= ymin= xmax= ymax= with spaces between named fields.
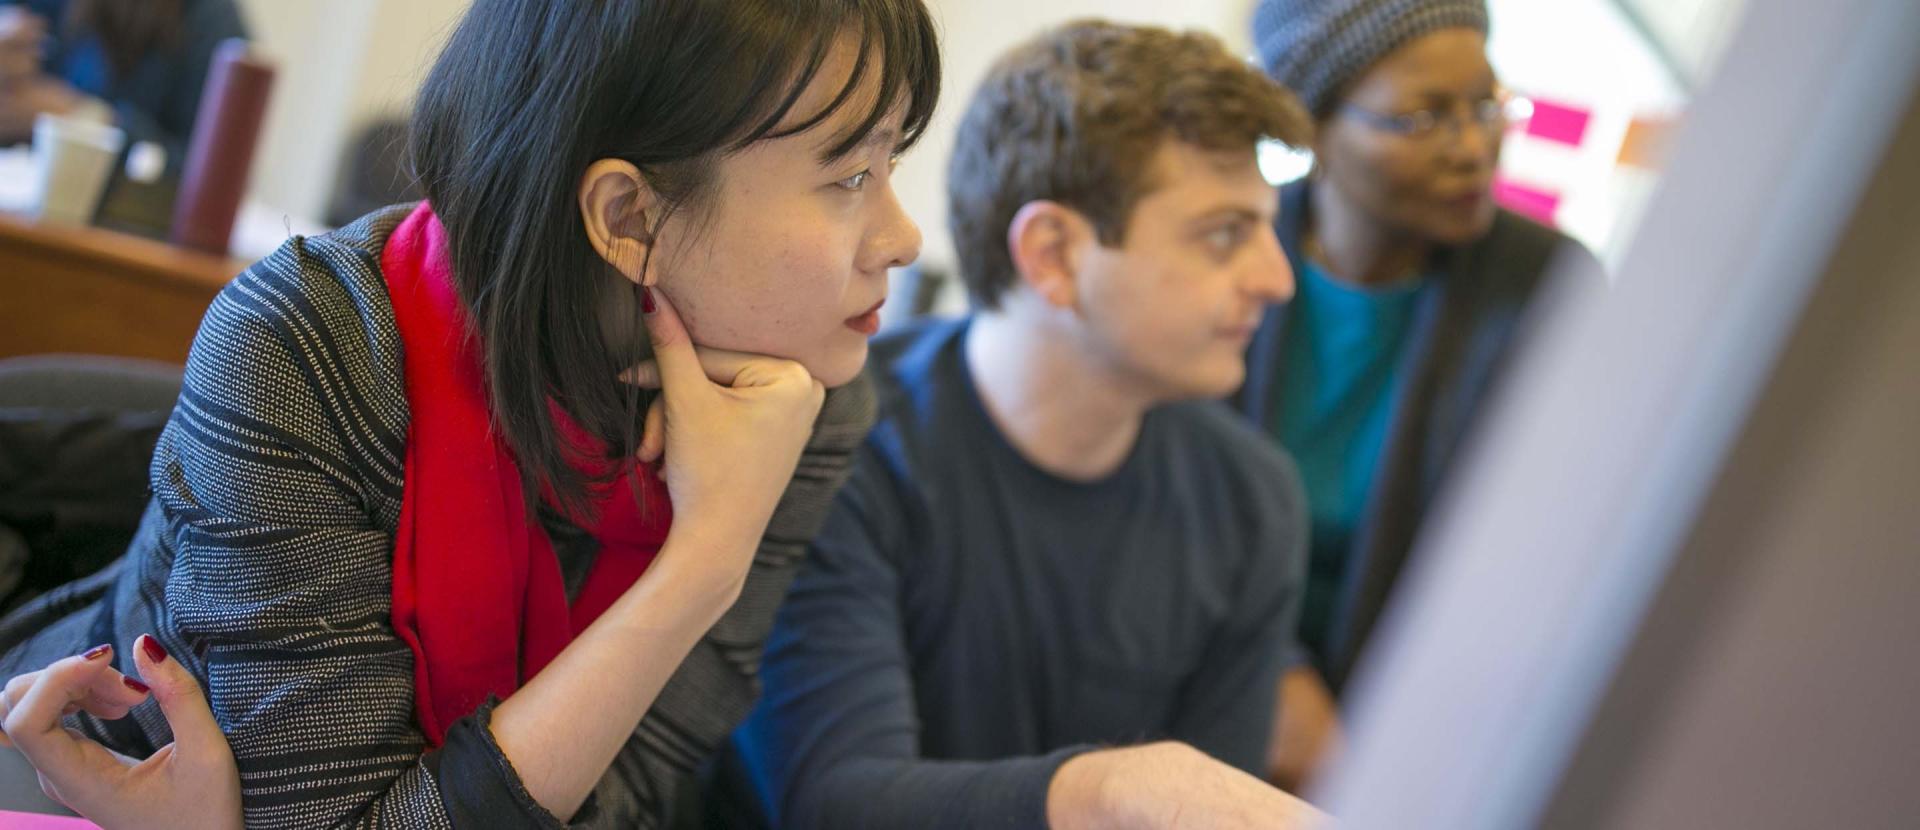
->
xmin=0 ymin=635 xmax=241 ymax=830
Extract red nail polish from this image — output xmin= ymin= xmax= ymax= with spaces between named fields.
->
xmin=80 ymin=644 xmax=111 ymax=661
xmin=641 ymin=286 xmax=657 ymax=314
xmin=122 ymin=676 xmax=150 ymax=694
xmin=139 ymin=635 xmax=169 ymax=664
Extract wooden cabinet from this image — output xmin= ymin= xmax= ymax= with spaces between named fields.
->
xmin=0 ymin=212 xmax=249 ymax=365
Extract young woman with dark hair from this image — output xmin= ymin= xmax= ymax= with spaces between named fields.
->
xmin=0 ymin=1 xmax=938 ymax=827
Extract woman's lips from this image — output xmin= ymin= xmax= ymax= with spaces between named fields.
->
xmin=845 ymin=299 xmax=885 ymax=336
xmin=1440 ymin=185 xmax=1492 ymax=213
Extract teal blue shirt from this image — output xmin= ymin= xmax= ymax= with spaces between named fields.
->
xmin=1272 ymin=259 xmax=1424 ymax=664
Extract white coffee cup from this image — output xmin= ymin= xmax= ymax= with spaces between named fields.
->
xmin=30 ymin=112 xmax=126 ymax=226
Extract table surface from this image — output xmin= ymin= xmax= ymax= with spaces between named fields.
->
xmin=0 ymin=209 xmax=250 ymax=292
xmin=0 ymin=145 xmax=332 ymax=363
xmin=0 ymin=206 xmax=248 ymax=364
xmin=0 ymin=146 xmax=329 ymax=263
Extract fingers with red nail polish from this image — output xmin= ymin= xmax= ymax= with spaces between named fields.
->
xmin=139 ymin=634 xmax=169 ymax=665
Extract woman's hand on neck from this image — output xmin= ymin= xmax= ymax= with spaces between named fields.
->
xmin=965 ymin=308 xmax=1148 ymax=483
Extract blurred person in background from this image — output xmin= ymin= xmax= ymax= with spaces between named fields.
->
xmin=1243 ymin=0 xmax=1600 ymax=791
xmin=0 ymin=0 xmax=247 ymax=177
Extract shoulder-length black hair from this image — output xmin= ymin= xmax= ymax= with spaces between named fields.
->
xmin=410 ymin=0 xmax=940 ymax=516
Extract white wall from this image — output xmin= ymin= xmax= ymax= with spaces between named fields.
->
xmin=235 ymin=0 xmax=467 ymax=224
xmin=1622 ymin=0 xmax=1751 ymax=84
xmin=1485 ymin=0 xmax=1748 ymax=264
xmin=1486 ymin=0 xmax=1690 ymax=264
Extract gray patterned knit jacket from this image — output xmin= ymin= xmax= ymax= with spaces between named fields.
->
xmin=0 ymin=205 xmax=874 ymax=829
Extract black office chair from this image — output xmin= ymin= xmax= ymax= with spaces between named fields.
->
xmin=0 ymin=355 xmax=182 ymax=617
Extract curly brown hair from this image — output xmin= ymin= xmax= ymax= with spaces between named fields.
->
xmin=947 ymin=19 xmax=1313 ymax=309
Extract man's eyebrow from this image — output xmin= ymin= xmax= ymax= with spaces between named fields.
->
xmin=1186 ymin=206 xmax=1265 ymax=227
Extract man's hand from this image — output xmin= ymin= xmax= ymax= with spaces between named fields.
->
xmin=0 ymin=75 xmax=87 ymax=143
xmin=0 ymin=7 xmax=47 ymax=82
xmin=1049 ymin=741 xmax=1328 ymax=829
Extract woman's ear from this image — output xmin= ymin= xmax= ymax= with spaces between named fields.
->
xmin=1006 ymin=200 xmax=1090 ymax=310
xmin=579 ymin=158 xmax=662 ymax=286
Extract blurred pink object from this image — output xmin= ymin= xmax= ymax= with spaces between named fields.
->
xmin=1523 ymin=97 xmax=1592 ymax=147
xmin=0 ymin=809 xmax=102 ymax=828
xmin=1492 ymin=178 xmax=1562 ymax=226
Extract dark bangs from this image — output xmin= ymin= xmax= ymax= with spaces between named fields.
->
xmin=410 ymin=0 xmax=940 ymax=518
xmin=719 ymin=0 xmax=942 ymax=162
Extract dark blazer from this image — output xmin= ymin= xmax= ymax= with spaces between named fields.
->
xmin=1233 ymin=180 xmax=1598 ymax=692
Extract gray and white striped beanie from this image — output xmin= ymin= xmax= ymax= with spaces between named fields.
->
xmin=1253 ymin=0 xmax=1489 ymax=117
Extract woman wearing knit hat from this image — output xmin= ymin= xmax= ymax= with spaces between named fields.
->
xmin=1238 ymin=0 xmax=1601 ymax=791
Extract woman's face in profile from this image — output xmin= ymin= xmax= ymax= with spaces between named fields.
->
xmin=1315 ymin=28 xmax=1504 ymax=246
xmin=645 ymin=40 xmax=923 ymax=389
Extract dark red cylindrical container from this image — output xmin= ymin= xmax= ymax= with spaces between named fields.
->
xmin=170 ymin=39 xmax=275 ymax=254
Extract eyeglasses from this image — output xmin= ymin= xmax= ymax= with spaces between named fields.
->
xmin=1338 ymin=92 xmax=1532 ymax=140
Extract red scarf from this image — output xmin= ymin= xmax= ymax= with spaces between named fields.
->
xmin=383 ymin=203 xmax=670 ymax=746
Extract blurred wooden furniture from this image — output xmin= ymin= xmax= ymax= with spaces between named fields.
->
xmin=0 ymin=211 xmax=248 ymax=364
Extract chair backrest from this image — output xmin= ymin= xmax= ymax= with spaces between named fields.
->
xmin=0 ymin=354 xmax=183 ymax=412
xmin=0 ymin=355 xmax=182 ymax=615
xmin=325 ymin=117 xmax=422 ymax=229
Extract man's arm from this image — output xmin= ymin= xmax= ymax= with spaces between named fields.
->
xmin=731 ymin=442 xmax=1085 ymax=829
xmin=1167 ymin=442 xmax=1312 ymax=775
